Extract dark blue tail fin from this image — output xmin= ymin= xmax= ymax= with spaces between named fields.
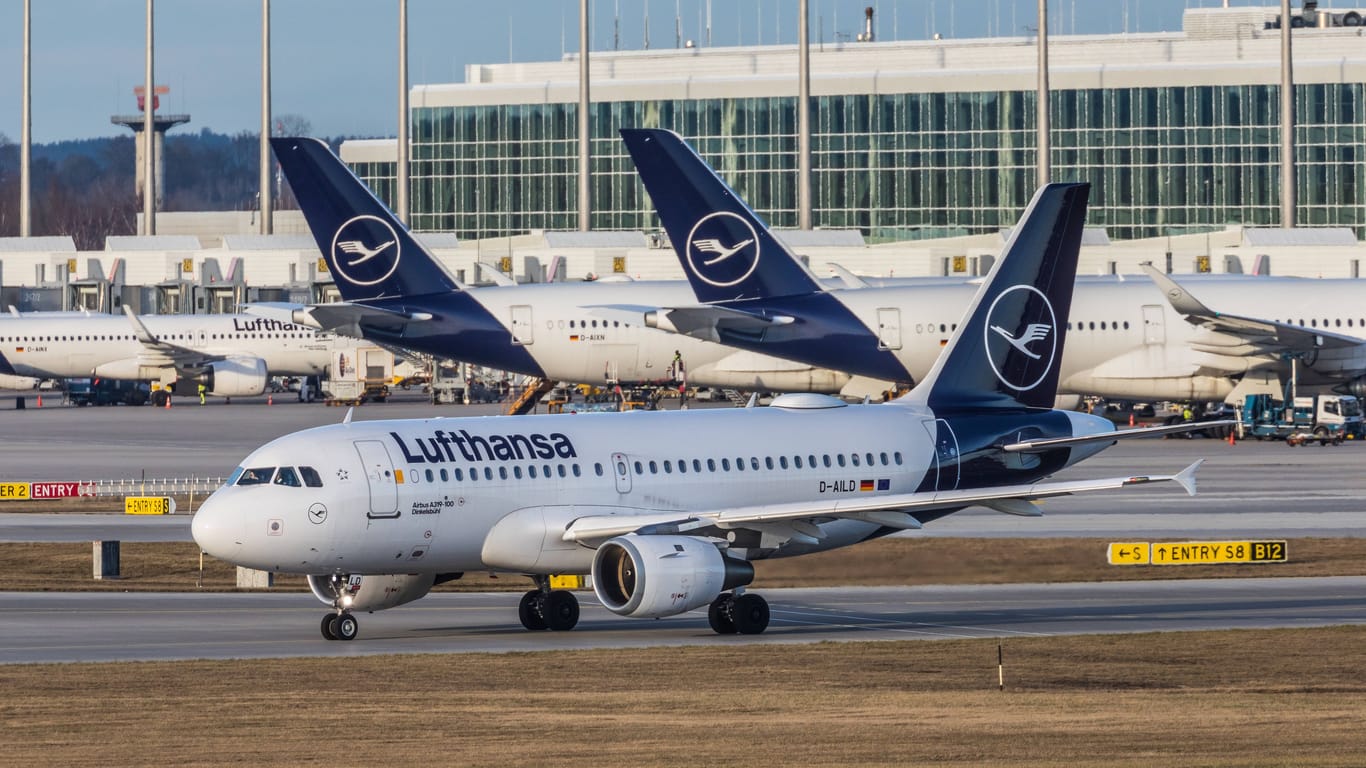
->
xmin=904 ymin=183 xmax=1090 ymax=411
xmin=620 ymin=128 xmax=822 ymax=303
xmin=270 ymin=137 xmax=460 ymax=301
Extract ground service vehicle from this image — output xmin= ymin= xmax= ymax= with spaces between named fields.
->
xmin=1239 ymin=393 xmax=1363 ymax=444
xmin=66 ymin=377 xmax=150 ymax=407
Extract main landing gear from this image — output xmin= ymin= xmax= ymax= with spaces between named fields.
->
xmin=321 ymin=611 xmax=359 ymax=641
xmin=707 ymin=590 xmax=770 ymax=635
xmin=518 ymin=576 xmax=580 ymax=631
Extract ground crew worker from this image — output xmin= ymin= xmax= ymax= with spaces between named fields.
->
xmin=198 ymin=382 xmax=206 ymax=405
xmin=1182 ymin=405 xmax=1193 ymax=422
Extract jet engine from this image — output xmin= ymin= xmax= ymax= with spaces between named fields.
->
xmin=1333 ymin=376 xmax=1366 ymax=398
xmin=190 ymin=357 xmax=269 ymax=396
xmin=308 ymin=573 xmax=437 ymax=613
xmin=591 ymin=535 xmax=754 ymax=619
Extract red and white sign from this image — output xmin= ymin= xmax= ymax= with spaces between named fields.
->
xmin=30 ymin=482 xmax=95 ymax=499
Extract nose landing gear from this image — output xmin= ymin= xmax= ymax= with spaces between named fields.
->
xmin=321 ymin=611 xmax=359 ymax=641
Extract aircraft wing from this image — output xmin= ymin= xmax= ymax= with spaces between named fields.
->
xmin=563 ymin=461 xmax=1201 ymax=547
xmin=121 ymin=307 xmax=230 ymax=370
xmin=1143 ymin=265 xmax=1361 ymax=354
xmin=1001 ymin=421 xmax=1236 ymax=453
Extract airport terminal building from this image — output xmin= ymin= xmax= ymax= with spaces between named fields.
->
xmin=344 ymin=6 xmax=1366 ymax=242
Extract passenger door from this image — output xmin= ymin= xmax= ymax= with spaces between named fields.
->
xmin=354 ymin=440 xmax=399 ymax=518
xmin=612 ymin=452 xmax=633 ymax=494
xmin=510 ymin=305 xmax=534 ymax=345
xmin=876 ymin=308 xmax=902 ymax=350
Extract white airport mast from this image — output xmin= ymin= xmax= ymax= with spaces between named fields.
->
xmin=397 ymin=0 xmax=410 ymax=225
xmin=1036 ymin=0 xmax=1051 ymax=186
xmin=143 ymin=0 xmax=156 ymax=236
xmin=578 ymin=0 xmax=591 ymax=231
xmin=260 ymin=0 xmax=272 ymax=235
xmin=797 ymin=0 xmax=811 ymax=230
xmin=20 ymin=0 xmax=31 ymax=237
xmin=1280 ymin=0 xmax=1296 ymax=227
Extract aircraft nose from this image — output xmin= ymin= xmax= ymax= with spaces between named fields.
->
xmin=191 ymin=495 xmax=244 ymax=562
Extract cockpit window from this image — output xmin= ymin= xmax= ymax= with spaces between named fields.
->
xmin=236 ymin=467 xmax=275 ymax=486
xmin=273 ymin=467 xmax=301 ymax=487
xmin=227 ymin=467 xmax=245 ymax=486
xmin=299 ymin=466 xmax=323 ymax=488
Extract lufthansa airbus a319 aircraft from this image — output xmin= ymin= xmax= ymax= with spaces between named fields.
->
xmin=193 ymin=177 xmax=1213 ymax=641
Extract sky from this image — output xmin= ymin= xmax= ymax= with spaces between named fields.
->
xmin=0 ymin=1 xmax=1281 ymax=143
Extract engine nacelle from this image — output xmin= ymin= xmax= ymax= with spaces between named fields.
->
xmin=308 ymin=573 xmax=436 ymax=613
xmin=192 ymin=357 xmax=269 ymax=397
xmin=591 ymin=535 xmax=754 ymax=619
xmin=1333 ymin=376 xmax=1366 ymax=398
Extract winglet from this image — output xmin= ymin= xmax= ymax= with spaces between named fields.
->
xmin=1141 ymin=263 xmax=1215 ymax=318
xmin=1172 ymin=459 xmax=1203 ymax=497
xmin=122 ymin=305 xmax=159 ymax=345
xmin=342 ymin=407 xmax=354 ymax=426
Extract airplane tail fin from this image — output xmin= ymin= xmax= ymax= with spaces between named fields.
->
xmin=620 ymin=128 xmax=823 ymax=303
xmin=903 ymin=183 xmax=1090 ymax=411
xmin=270 ymin=137 xmax=460 ymax=302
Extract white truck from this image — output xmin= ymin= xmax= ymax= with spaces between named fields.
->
xmin=323 ymin=346 xmax=393 ymax=405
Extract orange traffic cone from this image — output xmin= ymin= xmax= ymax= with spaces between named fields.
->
xmin=36 ymin=395 xmax=42 ymax=408
xmin=1228 ymin=429 xmax=1236 ymax=446
xmin=165 ymin=394 xmax=171 ymax=409
xmin=267 ymin=394 xmax=273 ymax=406
xmin=1128 ymin=412 xmax=1134 ymax=427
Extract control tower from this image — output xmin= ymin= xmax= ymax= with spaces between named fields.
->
xmin=111 ymin=85 xmax=189 ymax=207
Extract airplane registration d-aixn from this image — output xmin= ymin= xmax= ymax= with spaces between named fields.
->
xmin=192 ymin=173 xmax=1207 ymax=642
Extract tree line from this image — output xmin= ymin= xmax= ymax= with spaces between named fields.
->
xmin=0 ymin=118 xmax=334 ymax=250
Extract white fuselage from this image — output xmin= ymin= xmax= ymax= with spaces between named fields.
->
xmin=464 ymin=280 xmax=850 ymax=392
xmin=0 ymin=314 xmax=340 ymax=381
xmin=830 ymin=275 xmax=1366 ymax=400
xmin=191 ymin=401 xmax=1110 ymax=577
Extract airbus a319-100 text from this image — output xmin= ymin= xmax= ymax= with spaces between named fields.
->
xmin=192 ymin=164 xmax=1214 ymax=642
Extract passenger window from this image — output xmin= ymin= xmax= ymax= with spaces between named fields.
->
xmin=707 ymin=458 xmax=716 ymax=472
xmin=237 ymin=467 xmax=275 ymax=486
xmin=879 ymin=452 xmax=888 ymax=466
xmin=765 ymin=457 xmax=774 ymax=470
xmin=557 ymin=465 xmax=567 ymax=478
xmin=693 ymin=459 xmax=702 ymax=472
xmin=455 ymin=468 xmax=464 ymax=481
xmin=894 ymin=452 xmax=904 ymax=465
xmin=572 ymin=464 xmax=581 ymax=477
xmin=823 ymin=455 xmax=832 ymax=468
xmin=440 ymin=469 xmax=448 ymax=482
xmin=851 ymin=454 xmax=860 ymax=467
xmin=484 ymin=467 xmax=493 ymax=480
xmin=595 ymin=463 xmax=604 ymax=477
xmin=677 ymin=460 xmax=686 ymax=474
xmin=273 ymin=467 xmax=301 ymax=487
xmin=299 ymin=466 xmax=324 ymax=487
xmin=648 ymin=461 xmax=658 ymax=474
xmin=498 ymin=467 xmax=508 ymax=480
xmin=663 ymin=460 xmax=672 ymax=474
xmin=634 ymin=461 xmax=644 ymax=474
xmin=750 ymin=457 xmax=759 ymax=470
xmin=530 ymin=465 xmax=539 ymax=478
xmin=779 ymin=456 xmax=788 ymax=469
xmin=513 ymin=466 xmax=523 ymax=479
xmin=425 ymin=469 xmax=435 ymax=482
xmin=721 ymin=458 xmax=731 ymax=471
xmin=794 ymin=456 xmax=803 ymax=469
xmin=837 ymin=454 xmax=846 ymax=467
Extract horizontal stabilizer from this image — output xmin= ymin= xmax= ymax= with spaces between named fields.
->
xmin=1002 ymin=421 xmax=1235 ymax=453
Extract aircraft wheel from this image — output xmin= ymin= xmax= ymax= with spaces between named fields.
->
xmin=321 ymin=613 xmax=338 ymax=641
xmin=518 ymin=590 xmax=548 ymax=631
xmin=732 ymin=594 xmax=770 ymax=635
xmin=334 ymin=613 xmax=359 ymax=641
xmin=708 ymin=594 xmax=737 ymax=635
xmin=545 ymin=590 xmax=580 ymax=631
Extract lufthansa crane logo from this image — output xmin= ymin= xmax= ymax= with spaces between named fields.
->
xmin=983 ymin=284 xmax=1058 ymax=392
xmin=330 ymin=215 xmax=402 ymax=287
xmin=685 ymin=212 xmax=761 ymax=288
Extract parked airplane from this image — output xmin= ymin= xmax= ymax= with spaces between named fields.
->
xmin=624 ymin=128 xmax=1366 ymax=404
xmin=267 ymin=137 xmax=852 ymax=399
xmin=0 ymin=307 xmax=338 ymax=402
xmin=191 ymin=181 xmax=1213 ymax=642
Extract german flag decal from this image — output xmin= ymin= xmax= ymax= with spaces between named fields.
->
xmin=859 ymin=479 xmax=875 ymax=492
